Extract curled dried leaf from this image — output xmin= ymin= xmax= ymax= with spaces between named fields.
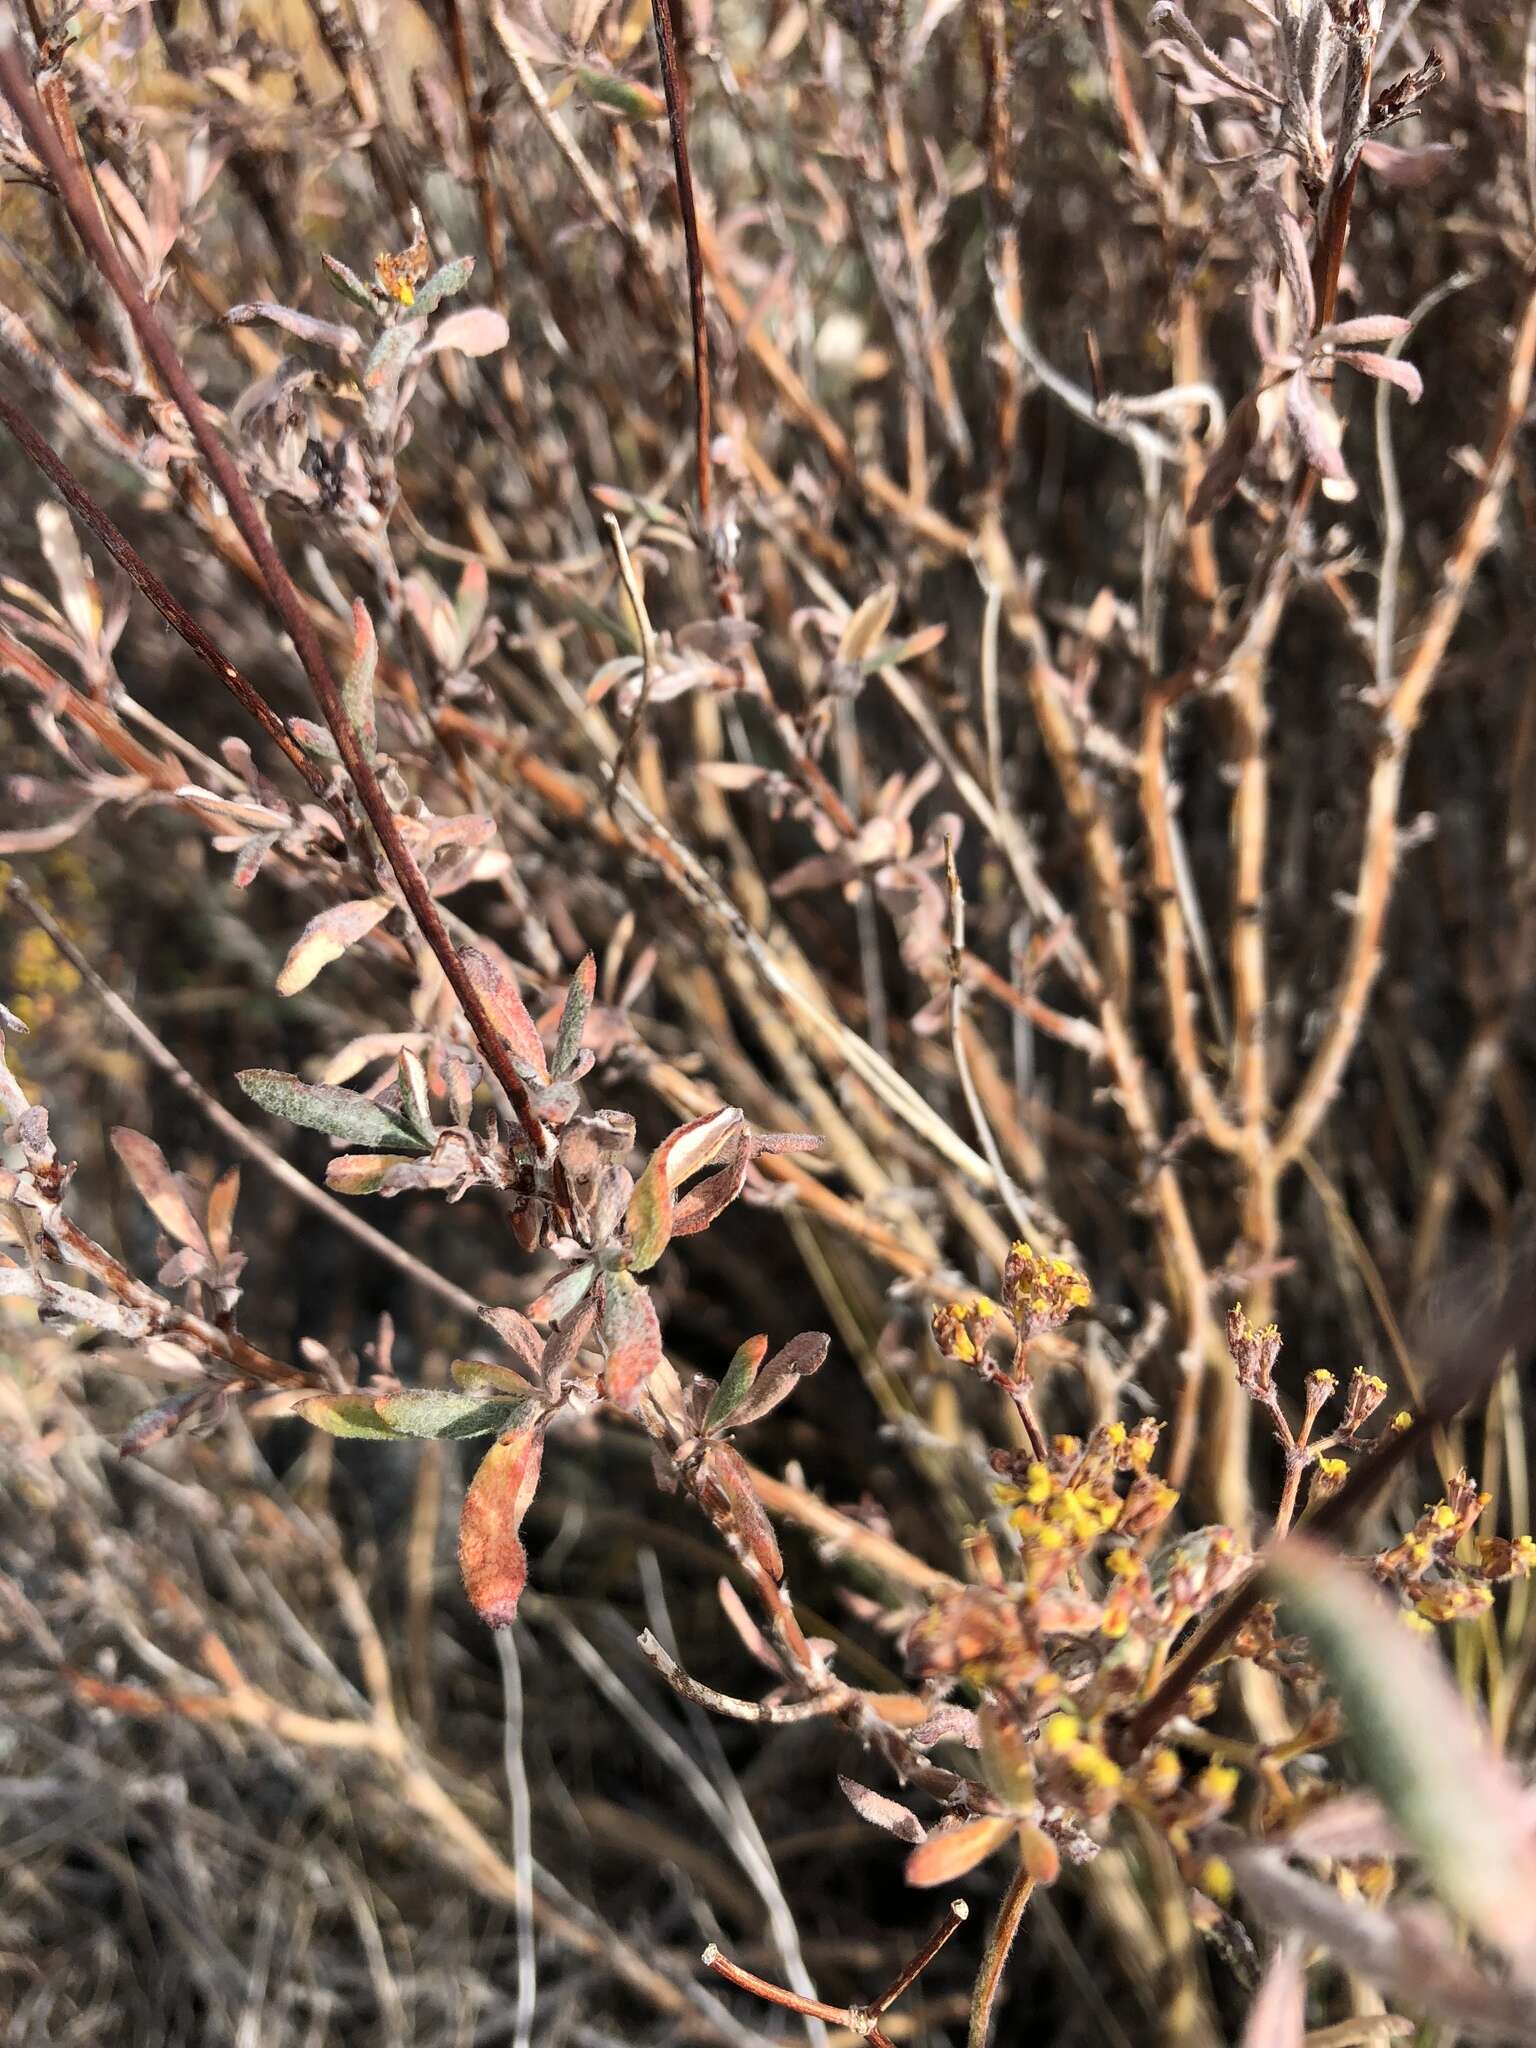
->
xmin=275 ymin=896 xmax=392 ymax=998
xmin=839 ymin=1775 xmax=927 ymax=1845
xmin=111 ymin=1128 xmax=208 ymax=1255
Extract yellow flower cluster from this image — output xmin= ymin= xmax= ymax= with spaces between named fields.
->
xmin=1003 ymin=1241 xmax=1091 ymax=1337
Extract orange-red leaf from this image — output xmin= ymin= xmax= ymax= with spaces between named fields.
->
xmin=458 ymin=1420 xmax=547 ymax=1629
xmin=904 ymin=1815 xmax=1014 ymax=1888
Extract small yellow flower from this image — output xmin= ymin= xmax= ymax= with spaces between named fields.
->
xmin=1317 ymin=1456 xmax=1348 ymax=1482
xmin=1142 ymin=1749 xmax=1181 ymax=1797
xmin=1041 ymin=1711 xmax=1080 ymax=1752
xmin=1199 ymin=1762 xmax=1240 ymax=1804
xmin=1200 ymin=1856 xmax=1235 ymax=1905
xmin=1074 ymin=1746 xmax=1122 ymax=1791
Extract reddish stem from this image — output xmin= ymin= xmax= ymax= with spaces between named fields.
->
xmin=647 ymin=0 xmax=711 ymax=532
xmin=0 ymin=389 xmax=328 ymax=799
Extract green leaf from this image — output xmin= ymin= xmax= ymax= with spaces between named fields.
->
xmin=527 ymin=1260 xmax=597 ymax=1324
xmin=298 ymin=1389 xmax=527 ymax=1441
xmin=237 ymin=1070 xmax=432 ymax=1154
xmin=703 ymin=1334 xmax=767 ymax=1434
xmin=374 ymin=1390 xmax=529 ymax=1439
xmin=297 ymin=1395 xmax=402 ymax=1439
xmin=1271 ymin=1537 xmax=1536 ymax=1969
xmin=408 ymin=254 xmax=475 ymax=320
xmin=552 ymin=953 xmax=596 ymax=1078
xmin=322 ymin=251 xmax=378 ymax=309
xmin=363 ymin=320 xmax=420 ymax=391
xmin=715 ymin=1330 xmax=829 ymax=1431
xmin=452 ymin=1359 xmax=541 ymax=1399
xmin=572 ymin=66 xmax=666 ymax=121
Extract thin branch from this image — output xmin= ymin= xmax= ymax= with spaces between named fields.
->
xmin=0 ymin=43 xmax=549 ymax=1160
xmin=0 ymin=388 xmax=329 ymax=799
xmin=648 ymin=0 xmax=712 ymax=531
xmin=969 ymin=1863 xmax=1034 ymax=2048
xmin=5 ymin=874 xmax=485 ymax=1325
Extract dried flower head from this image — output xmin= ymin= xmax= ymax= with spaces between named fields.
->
xmin=1003 ymin=1242 xmax=1091 ymax=1339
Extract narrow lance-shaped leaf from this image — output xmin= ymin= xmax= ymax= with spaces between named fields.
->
xmin=904 ymin=1815 xmax=1014 ymax=1888
xmin=670 ymin=1130 xmax=751 ymax=1240
xmin=461 ymin=945 xmax=549 ymax=1082
xmin=373 ymin=1390 xmax=531 ymax=1439
xmin=527 ymin=1260 xmax=597 ymax=1325
xmin=627 ymin=1106 xmax=744 ymax=1271
xmin=325 ymin=1153 xmax=395 ymax=1196
xmin=1254 ymin=187 xmax=1316 ymax=333
xmin=839 ymin=1776 xmax=927 ymax=1845
xmin=1312 ymin=315 xmax=1412 ymax=348
xmin=397 ymin=1047 xmax=434 ymax=1144
xmin=363 ymin=320 xmax=420 ymax=391
xmin=407 ymin=254 xmax=474 ymax=320
xmin=294 ymin=1395 xmax=400 ymax=1439
xmin=701 ymin=1442 xmax=783 ymax=1581
xmin=224 ymin=302 xmax=361 ymax=354
xmin=1285 ymin=370 xmax=1348 ymax=483
xmin=453 ymin=558 xmax=489 ymax=658
xmin=452 ymin=1358 xmax=541 ymax=1398
xmin=459 ymin=1417 xmax=548 ymax=1628
xmin=1240 ymin=1940 xmax=1306 ymax=2048
xmin=479 ymin=1302 xmax=544 ymax=1372
xmin=1271 ymin=1536 xmax=1536 ymax=1971
xmin=601 ymin=1270 xmax=664 ymax=1406
xmin=299 ymin=1389 xmax=530 ymax=1440
xmin=552 ymin=952 xmax=596 ymax=1078
xmin=322 ymin=251 xmax=379 ymax=308
xmin=838 ymin=583 xmax=899 ymax=665
xmin=703 ymin=1334 xmax=768 ymax=1434
xmin=718 ymin=1331 xmax=830 ymax=1431
xmin=275 ymin=896 xmax=392 ymax=997
xmin=572 ymin=66 xmax=666 ymax=120
xmin=1337 ymin=350 xmax=1423 ymax=402
xmin=110 ymin=1128 xmax=208 ymax=1255
xmin=341 ymin=598 xmax=377 ymax=756
xmin=1232 ymin=1843 xmax=1536 ymax=2037
xmin=1188 ymin=390 xmax=1261 ymax=525
xmin=237 ymin=1070 xmax=432 ymax=1154
xmin=118 ymin=1388 xmax=208 ymax=1458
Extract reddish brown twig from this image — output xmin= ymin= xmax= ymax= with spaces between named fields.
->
xmin=703 ymin=1897 xmax=968 ymax=2044
xmin=0 ymin=388 xmax=329 ymax=799
xmin=648 ymin=0 xmax=712 ymax=534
